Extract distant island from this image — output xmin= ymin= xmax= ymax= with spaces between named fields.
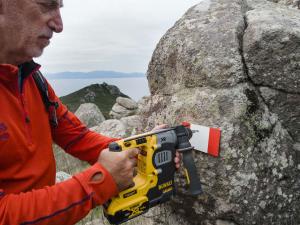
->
xmin=45 ymin=71 xmax=145 ymax=80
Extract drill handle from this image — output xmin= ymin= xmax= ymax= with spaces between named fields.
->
xmin=175 ymin=125 xmax=202 ymax=195
xmin=180 ymin=147 xmax=203 ymax=195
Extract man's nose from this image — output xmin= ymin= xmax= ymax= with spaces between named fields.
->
xmin=48 ymin=9 xmax=63 ymax=33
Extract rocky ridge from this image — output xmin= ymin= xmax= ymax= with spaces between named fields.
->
xmin=60 ymin=83 xmax=129 ymax=118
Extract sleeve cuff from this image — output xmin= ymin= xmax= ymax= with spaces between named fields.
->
xmin=73 ymin=162 xmax=118 ymax=205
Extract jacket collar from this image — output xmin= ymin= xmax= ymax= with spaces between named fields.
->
xmin=0 ymin=60 xmax=41 ymax=82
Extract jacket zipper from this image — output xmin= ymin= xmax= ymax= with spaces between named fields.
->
xmin=17 ymin=67 xmax=39 ymax=146
xmin=17 ymin=77 xmax=33 ymax=146
xmin=20 ymin=90 xmax=33 ymax=145
xmin=17 ymin=64 xmax=41 ymax=146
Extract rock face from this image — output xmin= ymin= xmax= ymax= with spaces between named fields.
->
xmin=243 ymin=2 xmax=300 ymax=94
xmin=244 ymin=0 xmax=300 ymax=144
xmin=147 ymin=0 xmax=248 ymax=95
xmin=75 ymin=103 xmax=105 ymax=128
xmin=91 ymin=119 xmax=127 ymax=138
xmin=259 ymin=87 xmax=300 ymax=142
xmin=268 ymin=0 xmax=300 ymax=8
xmin=141 ymin=0 xmax=300 ymax=224
xmin=91 ymin=115 xmax=143 ymax=138
xmin=120 ymin=115 xmax=144 ymax=136
xmin=109 ymin=97 xmax=138 ymax=119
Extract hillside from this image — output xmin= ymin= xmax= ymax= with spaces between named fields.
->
xmin=60 ymin=82 xmax=128 ymax=118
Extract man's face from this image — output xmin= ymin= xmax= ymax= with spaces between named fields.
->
xmin=0 ymin=0 xmax=63 ymax=64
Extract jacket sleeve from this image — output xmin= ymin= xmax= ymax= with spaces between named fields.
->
xmin=47 ymin=82 xmax=119 ymax=164
xmin=0 ymin=162 xmax=118 ymax=225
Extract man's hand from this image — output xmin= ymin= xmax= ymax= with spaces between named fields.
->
xmin=97 ymin=148 xmax=139 ymax=192
xmin=151 ymin=124 xmax=182 ymax=169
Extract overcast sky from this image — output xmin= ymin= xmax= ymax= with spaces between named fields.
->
xmin=36 ymin=0 xmax=201 ymax=74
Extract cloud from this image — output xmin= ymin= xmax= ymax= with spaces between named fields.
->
xmin=37 ymin=0 xmax=201 ymax=74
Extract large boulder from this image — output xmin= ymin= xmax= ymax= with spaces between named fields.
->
xmin=147 ymin=0 xmax=248 ymax=95
xmin=109 ymin=97 xmax=138 ymax=119
xmin=117 ymin=97 xmax=138 ymax=110
xmin=75 ymin=103 xmax=105 ymax=128
xmin=243 ymin=1 xmax=300 ymax=93
xmin=140 ymin=0 xmax=300 ymax=224
xmin=91 ymin=119 xmax=127 ymax=138
xmin=91 ymin=115 xmax=144 ymax=138
xmin=120 ymin=115 xmax=143 ymax=136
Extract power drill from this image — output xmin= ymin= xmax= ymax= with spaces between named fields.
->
xmin=103 ymin=124 xmax=202 ymax=224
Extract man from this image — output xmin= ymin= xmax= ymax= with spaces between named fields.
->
xmin=0 ymin=0 xmax=181 ymax=224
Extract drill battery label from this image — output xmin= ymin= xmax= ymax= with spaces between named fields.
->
xmin=162 ymin=187 xmax=173 ymax=193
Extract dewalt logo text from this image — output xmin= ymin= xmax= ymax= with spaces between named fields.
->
xmin=158 ymin=181 xmax=173 ymax=190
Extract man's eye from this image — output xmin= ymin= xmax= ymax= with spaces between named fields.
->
xmin=37 ymin=1 xmax=59 ymax=11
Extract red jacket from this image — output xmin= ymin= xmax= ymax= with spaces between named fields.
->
xmin=0 ymin=62 xmax=119 ymax=225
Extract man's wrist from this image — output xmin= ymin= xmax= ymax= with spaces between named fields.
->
xmin=73 ymin=162 xmax=118 ymax=205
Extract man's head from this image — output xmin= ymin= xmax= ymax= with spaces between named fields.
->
xmin=0 ymin=0 xmax=64 ymax=65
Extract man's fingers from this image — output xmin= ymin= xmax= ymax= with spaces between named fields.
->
xmin=175 ymin=151 xmax=182 ymax=159
xmin=133 ymin=167 xmax=138 ymax=177
xmin=129 ymin=158 xmax=138 ymax=167
xmin=174 ymin=151 xmax=181 ymax=162
xmin=126 ymin=148 xmax=140 ymax=158
xmin=156 ymin=124 xmax=168 ymax=129
xmin=128 ymin=182 xmax=135 ymax=188
xmin=174 ymin=151 xmax=182 ymax=170
xmin=152 ymin=124 xmax=169 ymax=131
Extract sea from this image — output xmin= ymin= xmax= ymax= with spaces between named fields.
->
xmin=47 ymin=77 xmax=150 ymax=102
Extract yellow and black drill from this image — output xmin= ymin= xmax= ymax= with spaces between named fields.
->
xmin=103 ymin=124 xmax=202 ymax=224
